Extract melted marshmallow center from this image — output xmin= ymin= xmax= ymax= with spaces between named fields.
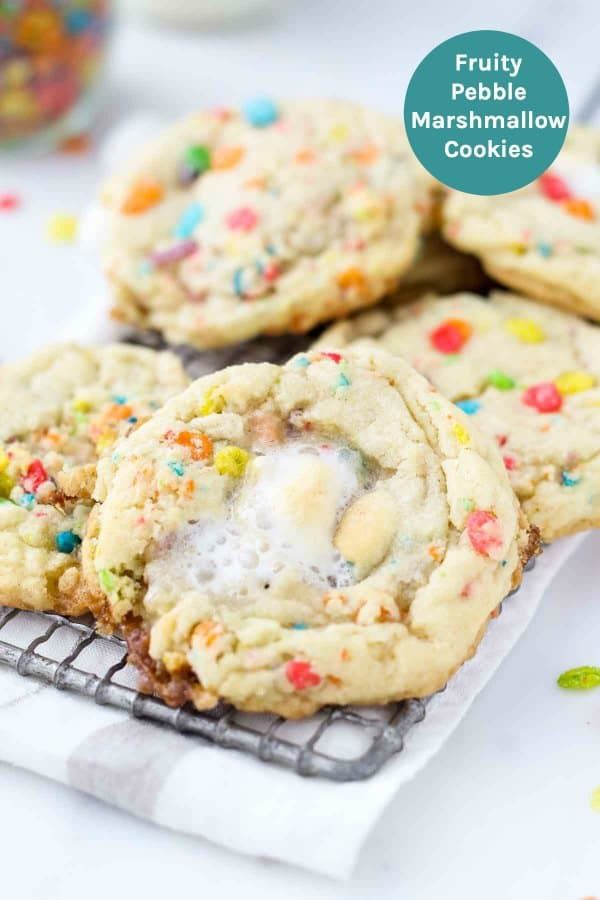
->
xmin=146 ymin=443 xmax=362 ymax=602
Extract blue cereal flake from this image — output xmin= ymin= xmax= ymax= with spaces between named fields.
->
xmin=336 ymin=372 xmax=351 ymax=390
xmin=243 ymin=97 xmax=279 ymax=128
xmin=291 ymin=623 xmax=309 ymax=630
xmin=138 ymin=259 xmax=154 ymax=276
xmin=233 ymin=267 xmax=245 ymax=297
xmin=455 ymin=398 xmax=481 ymax=415
xmin=168 ymin=461 xmax=185 ymax=477
xmin=55 ymin=530 xmax=81 ymax=554
xmin=294 ymin=355 xmax=311 ymax=367
xmin=537 ymin=242 xmax=553 ymax=258
xmin=112 ymin=394 xmax=127 ymax=405
xmin=561 ymin=470 xmax=581 ymax=487
xmin=127 ymin=416 xmax=138 ymax=424
xmin=174 ymin=202 xmax=205 ymax=239
xmin=20 ymin=493 xmax=36 ymax=510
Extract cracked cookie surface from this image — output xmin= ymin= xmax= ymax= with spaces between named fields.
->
xmin=0 ymin=343 xmax=188 ymax=615
xmin=316 ymin=291 xmax=600 ymax=540
xmin=101 ymin=99 xmax=434 ymax=349
xmin=86 ymin=349 xmax=528 ymax=717
xmin=442 ymin=126 xmax=600 ymax=321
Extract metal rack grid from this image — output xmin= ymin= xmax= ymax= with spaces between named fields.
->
xmin=0 ymin=556 xmax=534 ymax=782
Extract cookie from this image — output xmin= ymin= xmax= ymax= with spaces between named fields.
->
xmin=316 ymin=291 xmax=600 ymax=541
xmin=442 ymin=126 xmax=600 ymax=321
xmin=389 ymin=232 xmax=488 ymax=304
xmin=0 ymin=343 xmax=188 ymax=615
xmin=86 ymin=349 xmax=530 ymax=717
xmin=100 ymin=99 xmax=435 ymax=349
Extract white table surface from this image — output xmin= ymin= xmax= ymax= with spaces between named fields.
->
xmin=2 ymin=4 xmax=600 ymax=897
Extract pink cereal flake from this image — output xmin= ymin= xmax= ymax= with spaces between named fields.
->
xmin=226 ymin=206 xmax=259 ymax=232
xmin=466 ymin=510 xmax=503 ymax=558
xmin=285 ymin=659 xmax=322 ymax=690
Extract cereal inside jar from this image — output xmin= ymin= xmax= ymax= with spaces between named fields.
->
xmin=0 ymin=1 xmax=111 ymax=149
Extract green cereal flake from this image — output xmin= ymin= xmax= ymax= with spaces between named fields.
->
xmin=99 ymin=569 xmax=117 ymax=594
xmin=557 ymin=666 xmax=600 ymax=690
xmin=487 ymin=370 xmax=515 ymax=390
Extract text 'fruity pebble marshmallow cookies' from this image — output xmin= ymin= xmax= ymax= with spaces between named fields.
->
xmin=316 ymin=291 xmax=600 ymax=541
xmin=442 ymin=126 xmax=600 ymax=322
xmin=100 ymin=99 xmax=436 ymax=350
xmin=84 ymin=349 xmax=532 ymax=717
xmin=0 ymin=343 xmax=188 ymax=616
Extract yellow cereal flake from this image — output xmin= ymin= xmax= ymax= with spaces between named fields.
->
xmin=0 ymin=450 xmax=9 ymax=474
xmin=46 ymin=213 xmax=78 ymax=243
xmin=555 ymin=370 xmax=596 ymax=395
xmin=505 ymin=317 xmax=545 ymax=343
xmin=199 ymin=387 xmax=226 ymax=416
xmin=452 ymin=422 xmax=470 ymax=445
xmin=590 ymin=786 xmax=600 ymax=812
xmin=215 ymin=446 xmax=250 ymax=477
xmin=329 ymin=123 xmax=349 ymax=142
xmin=73 ymin=397 xmax=92 ymax=413
xmin=95 ymin=430 xmax=116 ymax=454
xmin=0 ymin=472 xmax=14 ymax=497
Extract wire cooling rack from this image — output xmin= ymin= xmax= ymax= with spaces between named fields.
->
xmin=0 ymin=556 xmax=535 ymax=782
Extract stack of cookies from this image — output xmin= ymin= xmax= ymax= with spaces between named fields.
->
xmin=3 ymin=98 xmax=598 ymax=718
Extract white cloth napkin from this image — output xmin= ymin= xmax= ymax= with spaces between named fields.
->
xmin=0 ymin=512 xmax=585 ymax=878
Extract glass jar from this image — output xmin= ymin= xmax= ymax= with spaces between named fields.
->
xmin=0 ymin=1 xmax=111 ymax=151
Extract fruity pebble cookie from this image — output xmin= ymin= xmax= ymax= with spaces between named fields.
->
xmin=316 ymin=291 xmax=600 ymax=540
xmin=0 ymin=343 xmax=188 ymax=615
xmin=442 ymin=127 xmax=600 ymax=321
xmin=85 ymin=349 xmax=531 ymax=717
xmin=100 ymin=98 xmax=435 ymax=349
xmin=389 ymin=233 xmax=488 ymax=305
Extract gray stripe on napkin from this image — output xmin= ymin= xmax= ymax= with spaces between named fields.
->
xmin=67 ymin=719 xmax=196 ymax=818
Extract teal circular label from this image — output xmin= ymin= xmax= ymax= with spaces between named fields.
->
xmin=404 ymin=30 xmax=569 ymax=195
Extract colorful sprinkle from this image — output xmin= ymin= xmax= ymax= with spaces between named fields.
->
xmin=285 ymin=659 xmax=321 ymax=690
xmin=336 ymin=372 xmax=351 ymax=389
xmin=226 ymin=206 xmax=259 ymax=232
xmin=429 ymin=318 xmax=472 ymax=354
xmin=536 ymin=242 xmax=553 ymax=258
xmin=557 ymin=666 xmax=600 ymax=690
xmin=0 ymin=451 xmax=9 ymax=474
xmin=538 ymin=172 xmax=572 ymax=202
xmin=215 ymin=446 xmax=250 ymax=477
xmin=320 ymin=351 xmax=343 ymax=364
xmin=487 ymin=370 xmax=516 ymax=390
xmin=505 ymin=318 xmax=545 ymax=343
xmin=233 ymin=268 xmax=245 ymax=297
xmin=121 ymin=179 xmax=164 ymax=215
xmin=522 ymin=382 xmax=563 ymax=413
xmin=503 ymin=455 xmax=517 ymax=471
xmin=173 ymin=203 xmax=204 ymax=239
xmin=168 ymin=460 xmax=185 ymax=477
xmin=46 ymin=213 xmax=77 ymax=243
xmin=466 ymin=510 xmax=502 ymax=557
xmin=294 ymin=355 xmax=311 ymax=368
xmin=555 ymin=371 xmax=596 ymax=395
xmin=19 ymin=493 xmax=36 ymax=510
xmin=185 ymin=144 xmax=212 ymax=176
xmin=150 ymin=239 xmax=198 ymax=267
xmin=55 ymin=530 xmax=81 ymax=554
xmin=291 ymin=623 xmax=309 ymax=630
xmin=561 ymin=470 xmax=581 ymax=487
xmin=243 ymin=97 xmax=279 ymax=128
xmin=591 ymin=787 xmax=600 ymax=812
xmin=455 ymin=399 xmax=480 ymax=415
xmin=452 ymin=422 xmax=470 ymax=445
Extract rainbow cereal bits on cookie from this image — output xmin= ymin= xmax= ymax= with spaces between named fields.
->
xmin=0 ymin=343 xmax=187 ymax=615
xmin=442 ymin=126 xmax=600 ymax=322
xmin=99 ymin=99 xmax=435 ymax=349
xmin=84 ymin=349 xmax=531 ymax=717
xmin=315 ymin=291 xmax=600 ymax=541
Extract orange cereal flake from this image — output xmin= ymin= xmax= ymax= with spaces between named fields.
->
xmin=212 ymin=146 xmax=245 ymax=170
xmin=336 ymin=267 xmax=368 ymax=292
xmin=563 ymin=197 xmax=596 ymax=221
xmin=174 ymin=430 xmax=213 ymax=461
xmin=121 ymin=179 xmax=164 ymax=215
